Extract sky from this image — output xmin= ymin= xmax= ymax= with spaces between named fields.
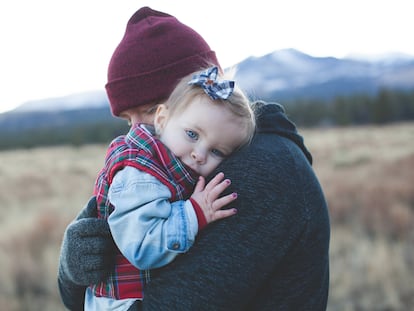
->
xmin=0 ymin=0 xmax=413 ymax=113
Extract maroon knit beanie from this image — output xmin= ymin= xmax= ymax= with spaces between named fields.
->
xmin=106 ymin=6 xmax=221 ymax=117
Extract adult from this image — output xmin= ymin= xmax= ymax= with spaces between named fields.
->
xmin=58 ymin=6 xmax=330 ymax=311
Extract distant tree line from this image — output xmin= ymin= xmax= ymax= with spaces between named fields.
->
xmin=283 ymin=88 xmax=414 ymax=127
xmin=0 ymin=88 xmax=413 ymax=151
xmin=0 ymin=119 xmax=129 ymax=150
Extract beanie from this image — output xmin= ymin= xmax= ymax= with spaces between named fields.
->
xmin=106 ymin=6 xmax=220 ymax=117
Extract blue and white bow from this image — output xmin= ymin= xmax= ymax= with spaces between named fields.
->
xmin=188 ymin=66 xmax=235 ymax=100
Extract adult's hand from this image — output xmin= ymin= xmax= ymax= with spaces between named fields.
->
xmin=58 ymin=196 xmax=115 ymax=286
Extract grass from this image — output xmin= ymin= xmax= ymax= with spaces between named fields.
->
xmin=0 ymin=123 xmax=413 ymax=310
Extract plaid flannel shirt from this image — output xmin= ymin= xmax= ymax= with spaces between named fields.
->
xmin=91 ymin=124 xmax=197 ymax=299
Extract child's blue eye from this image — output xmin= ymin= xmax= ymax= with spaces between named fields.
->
xmin=211 ymin=149 xmax=225 ymax=158
xmin=186 ymin=130 xmax=198 ymax=140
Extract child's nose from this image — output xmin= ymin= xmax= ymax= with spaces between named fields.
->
xmin=191 ymin=149 xmax=206 ymax=164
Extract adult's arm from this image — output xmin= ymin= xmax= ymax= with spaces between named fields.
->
xmin=57 ymin=277 xmax=86 ymax=311
xmin=57 ymin=196 xmax=115 ymax=310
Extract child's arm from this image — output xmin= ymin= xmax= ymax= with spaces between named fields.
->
xmin=107 ymin=166 xmax=236 ymax=270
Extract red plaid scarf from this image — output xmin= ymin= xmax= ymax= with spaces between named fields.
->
xmin=91 ymin=124 xmax=197 ymax=299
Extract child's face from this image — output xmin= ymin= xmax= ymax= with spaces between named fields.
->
xmin=154 ymin=97 xmax=247 ymax=177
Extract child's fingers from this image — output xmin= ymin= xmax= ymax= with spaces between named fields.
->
xmin=207 ymin=177 xmax=232 ymax=201
xmin=204 ymin=172 xmax=225 ymax=191
xmin=193 ymin=176 xmax=206 ymax=193
xmin=213 ymin=208 xmax=238 ymax=221
xmin=213 ymin=192 xmax=238 ymax=210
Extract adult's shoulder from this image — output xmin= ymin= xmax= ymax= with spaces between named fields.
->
xmin=218 ymin=125 xmax=322 ymax=217
xmin=223 ymin=133 xmax=309 ymax=188
xmin=252 ymin=100 xmax=313 ymax=164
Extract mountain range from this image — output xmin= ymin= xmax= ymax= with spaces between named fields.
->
xmin=235 ymin=49 xmax=414 ymax=101
xmin=1 ymin=48 xmax=414 ymax=133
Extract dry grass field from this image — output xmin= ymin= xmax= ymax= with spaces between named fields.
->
xmin=0 ymin=123 xmax=413 ymax=310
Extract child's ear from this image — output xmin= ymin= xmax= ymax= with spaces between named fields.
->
xmin=154 ymin=104 xmax=169 ymax=135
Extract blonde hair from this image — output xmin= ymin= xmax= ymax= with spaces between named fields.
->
xmin=165 ymin=67 xmax=256 ymax=149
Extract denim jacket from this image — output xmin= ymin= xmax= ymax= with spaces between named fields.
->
xmin=85 ymin=166 xmax=198 ymax=310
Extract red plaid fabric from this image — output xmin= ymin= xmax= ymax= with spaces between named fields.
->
xmin=91 ymin=124 xmax=197 ymax=299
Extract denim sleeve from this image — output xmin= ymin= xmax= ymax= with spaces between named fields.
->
xmin=107 ymin=166 xmax=198 ymax=270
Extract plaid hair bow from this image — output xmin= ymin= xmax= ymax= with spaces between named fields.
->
xmin=188 ymin=66 xmax=235 ymax=100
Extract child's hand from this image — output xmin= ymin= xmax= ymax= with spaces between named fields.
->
xmin=190 ymin=172 xmax=238 ymax=224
